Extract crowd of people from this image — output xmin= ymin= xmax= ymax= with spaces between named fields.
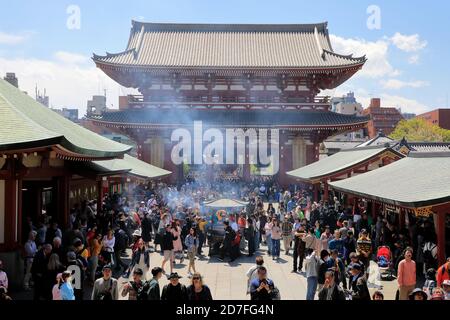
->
xmin=1 ymin=179 xmax=449 ymax=301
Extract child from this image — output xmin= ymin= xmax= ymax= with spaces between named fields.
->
xmin=423 ymin=268 xmax=437 ymax=297
xmin=372 ymin=290 xmax=384 ymax=300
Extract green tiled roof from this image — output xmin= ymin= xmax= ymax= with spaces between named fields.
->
xmin=92 ymin=154 xmax=171 ymax=179
xmin=287 ymin=146 xmax=402 ymax=181
xmin=329 ymin=152 xmax=450 ymax=208
xmin=0 ymin=79 xmax=131 ymax=158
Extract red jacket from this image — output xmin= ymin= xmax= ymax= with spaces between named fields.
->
xmin=437 ymin=262 xmax=450 ymax=287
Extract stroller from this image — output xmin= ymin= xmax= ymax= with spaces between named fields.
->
xmin=376 ymin=246 xmax=395 ymax=280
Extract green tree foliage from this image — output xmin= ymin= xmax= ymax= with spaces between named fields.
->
xmin=389 ymin=118 xmax=450 ymax=142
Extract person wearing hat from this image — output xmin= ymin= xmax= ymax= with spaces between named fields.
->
xmin=148 ymin=267 xmax=163 ymax=300
xmin=91 ymin=264 xmax=118 ymax=300
xmin=161 ymin=272 xmax=188 ymax=301
xmin=121 ymin=268 xmax=149 ymax=300
xmin=348 ymin=263 xmax=370 ymax=300
xmin=409 ymin=288 xmax=428 ymax=300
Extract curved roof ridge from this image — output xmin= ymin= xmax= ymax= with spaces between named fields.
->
xmin=130 ymin=20 xmax=329 ymax=33
xmin=322 ymin=48 xmax=366 ymax=63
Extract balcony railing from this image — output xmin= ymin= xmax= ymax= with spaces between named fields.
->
xmin=126 ymin=95 xmax=331 ymax=111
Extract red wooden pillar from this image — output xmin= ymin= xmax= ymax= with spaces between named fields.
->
xmin=434 ymin=210 xmax=447 ymax=266
xmin=97 ymin=179 xmax=104 ymax=214
xmin=399 ymin=208 xmax=405 ymax=230
xmin=313 ymin=183 xmax=319 ymax=202
xmin=57 ymin=174 xmax=70 ymax=229
xmin=4 ymin=159 xmax=18 ymax=249
xmin=323 ymin=180 xmax=329 ymax=202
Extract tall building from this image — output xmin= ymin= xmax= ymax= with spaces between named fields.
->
xmin=3 ymin=73 xmax=18 ymax=88
xmin=329 ymin=92 xmax=364 ymax=140
xmin=416 ymin=109 xmax=450 ymax=130
xmin=35 ymin=87 xmax=49 ymax=107
xmin=87 ymin=95 xmax=107 ymax=115
xmin=52 ymin=108 xmax=79 ymax=122
xmin=86 ymin=21 xmax=368 ymax=185
xmin=362 ymin=98 xmax=404 ymax=138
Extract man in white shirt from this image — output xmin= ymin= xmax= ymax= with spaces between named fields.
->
xmin=229 ymin=215 xmax=239 ymax=233
xmin=246 ymin=256 xmax=267 ymax=294
xmin=23 ymin=231 xmax=37 ymax=290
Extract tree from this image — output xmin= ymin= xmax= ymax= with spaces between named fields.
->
xmin=389 ymin=118 xmax=450 ymax=142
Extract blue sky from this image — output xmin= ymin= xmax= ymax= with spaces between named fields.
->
xmin=1 ymin=0 xmax=449 ymax=115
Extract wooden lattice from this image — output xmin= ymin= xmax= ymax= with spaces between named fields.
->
xmin=414 ymin=207 xmax=434 ymax=217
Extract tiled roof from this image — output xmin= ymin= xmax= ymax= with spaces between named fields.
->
xmin=92 ymin=154 xmax=171 ymax=179
xmin=287 ymin=146 xmax=402 ymax=181
xmin=88 ymin=109 xmax=369 ymax=128
xmin=330 ymin=152 xmax=450 ymax=208
xmin=0 ymin=79 xmax=131 ymax=158
xmin=93 ymin=21 xmax=366 ymax=69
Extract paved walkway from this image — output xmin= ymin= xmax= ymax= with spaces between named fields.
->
xmin=117 ymin=242 xmax=399 ymax=300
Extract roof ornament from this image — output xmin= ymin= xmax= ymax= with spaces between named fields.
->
xmin=314 ymin=26 xmax=325 ymax=60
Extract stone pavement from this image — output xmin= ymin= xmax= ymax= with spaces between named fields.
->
xmin=117 ymin=242 xmax=399 ymax=300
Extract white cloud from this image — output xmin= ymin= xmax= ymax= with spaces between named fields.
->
xmin=330 ymin=34 xmax=400 ymax=78
xmin=408 ymin=54 xmax=420 ymax=65
xmin=0 ymin=31 xmax=28 ymax=45
xmin=390 ymin=33 xmax=427 ymax=52
xmin=382 ymin=79 xmax=429 ymax=90
xmin=332 ymin=87 xmax=429 ymax=114
xmin=54 ymin=51 xmax=89 ymax=65
xmin=0 ymin=54 xmax=138 ymax=116
xmin=379 ymin=94 xmax=428 ymax=114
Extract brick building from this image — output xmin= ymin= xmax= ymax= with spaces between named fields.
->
xmin=416 ymin=108 xmax=450 ymax=130
xmin=363 ymin=98 xmax=404 ymax=138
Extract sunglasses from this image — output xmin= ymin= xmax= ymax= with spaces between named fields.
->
xmin=192 ymin=277 xmax=201 ymax=280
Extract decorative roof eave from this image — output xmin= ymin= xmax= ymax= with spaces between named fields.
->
xmin=51 ymin=145 xmax=123 ymax=162
xmin=287 ymin=147 xmax=404 ymax=182
xmin=0 ymin=136 xmax=129 ymax=161
xmin=330 ymin=184 xmax=450 ymax=209
xmin=93 ymin=59 xmax=366 ymax=76
xmin=88 ymin=118 xmax=369 ymax=131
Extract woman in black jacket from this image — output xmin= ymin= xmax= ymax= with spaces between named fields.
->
xmin=186 ymin=273 xmax=213 ymax=300
xmin=161 ymin=224 xmax=175 ymax=275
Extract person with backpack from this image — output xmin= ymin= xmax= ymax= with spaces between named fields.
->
xmin=304 ymin=249 xmax=320 ymax=300
xmin=121 ymin=268 xmax=149 ymax=300
xmin=91 ymin=264 xmax=118 ymax=300
xmin=66 ymin=251 xmax=86 ymax=300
